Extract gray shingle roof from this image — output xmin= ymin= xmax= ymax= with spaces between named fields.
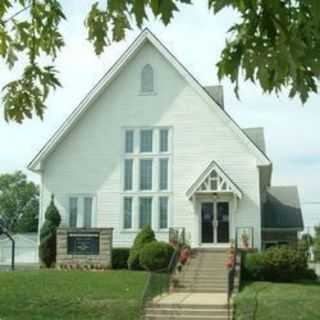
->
xmin=203 ymin=85 xmax=224 ymax=108
xmin=243 ymin=127 xmax=266 ymax=153
xmin=262 ymin=186 xmax=304 ymax=229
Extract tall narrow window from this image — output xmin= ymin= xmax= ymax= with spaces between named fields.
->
xmin=159 ymin=197 xmax=168 ymax=229
xmin=124 ymin=159 xmax=133 ymax=191
xmin=140 ymin=129 xmax=153 ymax=152
xmin=159 ymin=129 xmax=169 ymax=152
xmin=159 ymin=158 xmax=168 ymax=190
xmin=83 ymin=197 xmax=93 ymax=228
xmin=139 ymin=197 xmax=152 ymax=227
xmin=123 ymin=197 xmax=133 ymax=229
xmin=69 ymin=197 xmax=78 ymax=227
xmin=140 ymin=159 xmax=152 ymax=190
xmin=141 ymin=64 xmax=154 ymax=93
xmin=125 ymin=130 xmax=134 ymax=153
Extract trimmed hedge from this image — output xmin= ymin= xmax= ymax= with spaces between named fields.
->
xmin=112 ymin=248 xmax=130 ymax=269
xmin=243 ymin=246 xmax=317 ymax=282
xmin=140 ymin=241 xmax=174 ymax=271
xmin=128 ymin=225 xmax=155 ymax=270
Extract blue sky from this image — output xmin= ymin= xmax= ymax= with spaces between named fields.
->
xmin=0 ymin=1 xmax=319 ymax=228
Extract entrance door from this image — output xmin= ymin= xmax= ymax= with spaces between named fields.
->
xmin=217 ymin=202 xmax=229 ymax=243
xmin=201 ymin=202 xmax=214 ymax=243
xmin=201 ymin=201 xmax=229 ymax=244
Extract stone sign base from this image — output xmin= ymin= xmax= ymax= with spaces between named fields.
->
xmin=56 ymin=228 xmax=113 ymax=269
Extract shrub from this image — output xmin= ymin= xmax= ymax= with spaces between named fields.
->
xmin=244 ymin=246 xmax=310 ymax=282
xmin=128 ymin=225 xmax=155 ymax=270
xmin=39 ymin=195 xmax=61 ymax=268
xmin=112 ymin=248 xmax=130 ymax=269
xmin=140 ymin=241 xmax=174 ymax=271
xmin=243 ymin=252 xmax=265 ymax=281
xmin=263 ymin=246 xmax=307 ymax=282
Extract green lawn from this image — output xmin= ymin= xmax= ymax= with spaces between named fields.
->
xmin=0 ymin=270 xmax=148 ymax=320
xmin=234 ymin=281 xmax=320 ymax=320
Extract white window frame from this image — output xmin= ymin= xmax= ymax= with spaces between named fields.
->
xmin=140 ymin=64 xmax=156 ymax=95
xmin=66 ymin=194 xmax=97 ymax=228
xmin=123 ymin=197 xmax=134 ymax=230
xmin=121 ymin=127 xmax=173 ymax=232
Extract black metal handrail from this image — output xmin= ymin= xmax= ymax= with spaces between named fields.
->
xmin=227 ymin=228 xmax=239 ymax=320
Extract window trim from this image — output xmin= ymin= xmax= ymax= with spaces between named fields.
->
xmin=66 ymin=193 xmax=97 ymax=228
xmin=121 ymin=127 xmax=173 ymax=232
xmin=159 ymin=196 xmax=169 ymax=230
xmin=139 ymin=196 xmax=153 ymax=229
xmin=123 ymin=197 xmax=133 ymax=230
xmin=140 ymin=129 xmax=153 ymax=153
xmin=124 ymin=158 xmax=134 ymax=191
xmin=140 ymin=64 xmax=156 ymax=95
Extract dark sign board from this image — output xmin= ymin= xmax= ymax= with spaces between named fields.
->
xmin=67 ymin=232 xmax=100 ymax=255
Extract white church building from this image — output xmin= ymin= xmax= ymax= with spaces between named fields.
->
xmin=28 ymin=29 xmax=303 ymax=250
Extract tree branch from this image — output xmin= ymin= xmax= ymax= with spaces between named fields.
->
xmin=3 ymin=4 xmax=32 ymax=24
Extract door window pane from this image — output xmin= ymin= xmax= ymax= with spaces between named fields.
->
xmin=123 ymin=197 xmax=132 ymax=229
xmin=124 ymin=159 xmax=133 ymax=191
xmin=159 ymin=197 xmax=168 ymax=229
xmin=140 ymin=159 xmax=152 ymax=190
xmin=69 ymin=197 xmax=78 ymax=227
xmin=159 ymin=158 xmax=168 ymax=190
xmin=125 ymin=130 xmax=134 ymax=153
xmin=84 ymin=197 xmax=93 ymax=228
xmin=159 ymin=129 xmax=169 ymax=152
xmin=140 ymin=130 xmax=153 ymax=152
xmin=139 ymin=197 xmax=152 ymax=228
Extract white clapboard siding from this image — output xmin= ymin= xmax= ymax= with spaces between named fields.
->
xmin=39 ymin=40 xmax=262 ymax=248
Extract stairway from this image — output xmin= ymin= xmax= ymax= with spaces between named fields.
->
xmin=175 ymin=248 xmax=229 ymax=293
xmin=145 ymin=298 xmax=230 ymax=320
xmin=144 ymin=248 xmax=231 ymax=320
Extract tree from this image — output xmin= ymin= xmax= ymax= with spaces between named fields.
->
xmin=39 ymin=195 xmax=61 ymax=268
xmin=0 ymin=171 xmax=39 ymax=233
xmin=0 ymin=1 xmax=319 ymax=123
xmin=313 ymin=225 xmax=320 ymax=262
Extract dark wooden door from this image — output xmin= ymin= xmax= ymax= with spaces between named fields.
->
xmin=201 ymin=202 xmax=214 ymax=243
xmin=217 ymin=202 xmax=229 ymax=243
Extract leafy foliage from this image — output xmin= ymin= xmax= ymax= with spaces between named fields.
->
xmin=243 ymin=246 xmax=316 ymax=282
xmin=0 ymin=171 xmax=39 ymax=233
xmin=313 ymin=225 xmax=320 ymax=262
xmin=128 ymin=225 xmax=155 ymax=270
xmin=139 ymin=241 xmax=174 ymax=271
xmin=39 ymin=194 xmax=61 ymax=268
xmin=0 ymin=0 xmax=319 ymax=123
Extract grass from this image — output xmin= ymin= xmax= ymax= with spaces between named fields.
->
xmin=0 ymin=270 xmax=148 ymax=320
xmin=234 ymin=281 xmax=320 ymax=320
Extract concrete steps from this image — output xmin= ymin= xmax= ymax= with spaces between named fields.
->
xmin=173 ymin=248 xmax=229 ymax=294
xmin=144 ymin=249 xmax=232 ymax=320
xmin=145 ymin=304 xmax=231 ymax=320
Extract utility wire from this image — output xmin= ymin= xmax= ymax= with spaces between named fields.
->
xmin=3 ymin=4 xmax=32 ymax=24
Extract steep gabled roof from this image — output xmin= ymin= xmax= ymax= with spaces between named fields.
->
xmin=186 ymin=160 xmax=242 ymax=199
xmin=243 ymin=127 xmax=266 ymax=154
xmin=262 ymin=186 xmax=304 ymax=230
xmin=28 ymin=28 xmax=271 ymax=172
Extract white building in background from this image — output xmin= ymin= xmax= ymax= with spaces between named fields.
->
xmin=0 ymin=233 xmax=38 ymax=265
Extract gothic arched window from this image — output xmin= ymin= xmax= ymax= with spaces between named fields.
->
xmin=141 ymin=64 xmax=154 ymax=93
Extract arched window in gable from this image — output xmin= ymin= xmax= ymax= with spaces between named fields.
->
xmin=141 ymin=64 xmax=154 ymax=93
